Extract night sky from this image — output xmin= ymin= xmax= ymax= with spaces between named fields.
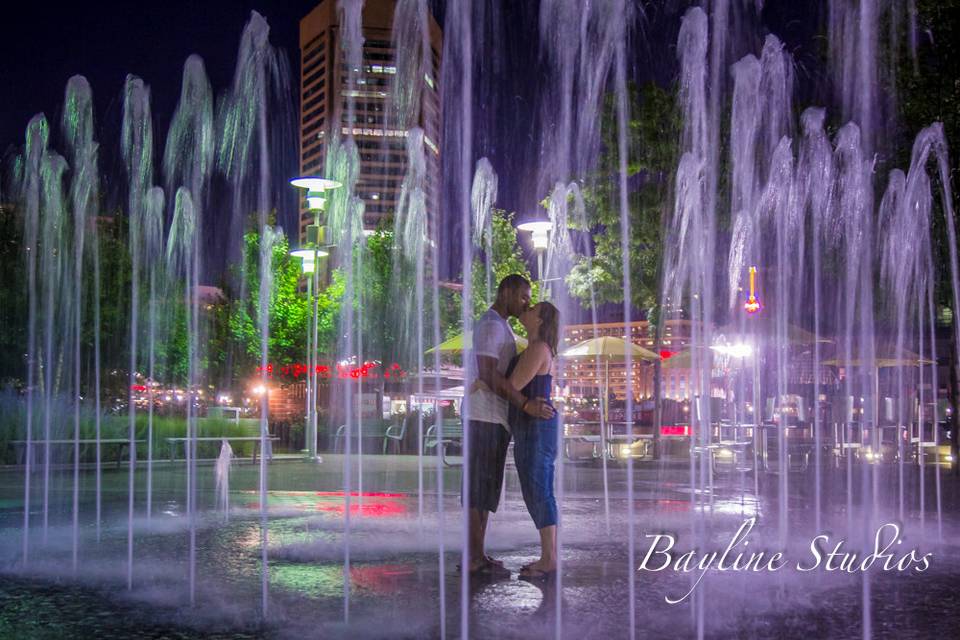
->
xmin=0 ymin=1 xmax=318 ymax=155
xmin=0 ymin=0 xmax=824 ymax=254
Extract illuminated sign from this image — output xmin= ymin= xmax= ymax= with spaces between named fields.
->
xmin=744 ymin=266 xmax=761 ymax=314
xmin=255 ymin=361 xmax=408 ymax=380
xmin=660 ymin=425 xmax=691 ymax=437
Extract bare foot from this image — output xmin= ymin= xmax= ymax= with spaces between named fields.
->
xmin=484 ymin=555 xmax=504 ymax=567
xmin=519 ymin=559 xmax=556 ymax=578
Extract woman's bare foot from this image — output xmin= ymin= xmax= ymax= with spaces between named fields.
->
xmin=519 ymin=559 xmax=556 ymax=578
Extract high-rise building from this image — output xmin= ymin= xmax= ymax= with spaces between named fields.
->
xmin=298 ymin=0 xmax=442 ymax=243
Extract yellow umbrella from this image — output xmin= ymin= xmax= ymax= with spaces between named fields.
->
xmin=560 ymin=336 xmax=659 ymax=423
xmin=560 ymin=336 xmax=660 ymax=361
xmin=425 ymin=331 xmax=528 ymax=354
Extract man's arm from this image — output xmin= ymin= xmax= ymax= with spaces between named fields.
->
xmin=477 ymin=354 xmax=555 ymax=419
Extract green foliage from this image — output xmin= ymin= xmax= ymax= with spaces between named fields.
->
xmin=315 ymin=269 xmax=346 ymax=356
xmin=897 ymin=0 xmax=960 ymax=309
xmin=0 ymin=205 xmax=26 ymax=384
xmin=465 ymin=209 xmax=539 ymax=335
xmin=356 ymin=227 xmax=397 ymax=362
xmin=228 ymin=228 xmax=310 ymax=373
xmin=566 ymin=82 xmax=680 ymax=314
xmin=0 ymin=395 xmax=261 ymax=463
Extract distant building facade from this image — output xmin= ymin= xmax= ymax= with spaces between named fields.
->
xmin=298 ymin=0 xmax=442 ymax=242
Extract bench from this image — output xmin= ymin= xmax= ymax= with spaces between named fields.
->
xmin=10 ymin=439 xmax=145 ymax=469
xmin=424 ymin=419 xmax=464 ymax=467
xmin=332 ymin=420 xmax=393 ymax=454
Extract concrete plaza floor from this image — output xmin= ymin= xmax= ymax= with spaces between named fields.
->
xmin=0 ymin=454 xmax=959 ymax=638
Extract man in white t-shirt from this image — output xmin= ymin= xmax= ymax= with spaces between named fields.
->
xmin=463 ymin=274 xmax=555 ymax=574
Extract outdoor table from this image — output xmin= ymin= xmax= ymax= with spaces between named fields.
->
xmin=758 ymin=423 xmax=813 ymax=472
xmin=561 ymin=421 xmax=653 ymax=460
xmin=562 ymin=421 xmax=605 ymax=460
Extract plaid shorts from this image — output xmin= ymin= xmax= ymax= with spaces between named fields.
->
xmin=462 ymin=420 xmax=511 ymax=513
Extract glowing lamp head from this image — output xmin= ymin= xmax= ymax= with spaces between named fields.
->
xmin=306 ymin=195 xmax=326 ymax=211
xmin=290 ymin=177 xmax=342 ymax=192
xmin=291 ymin=248 xmax=329 ymax=260
xmin=291 ymin=248 xmax=327 ymax=274
xmin=710 ymin=343 xmax=754 ymax=359
xmin=517 ymin=219 xmax=552 ymax=252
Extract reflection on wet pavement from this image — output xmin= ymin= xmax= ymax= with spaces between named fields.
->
xmin=0 ymin=457 xmax=957 ymax=638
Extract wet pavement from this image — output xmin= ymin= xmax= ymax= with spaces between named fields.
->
xmin=0 ymin=454 xmax=958 ymax=638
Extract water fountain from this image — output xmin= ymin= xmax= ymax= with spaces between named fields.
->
xmin=1 ymin=3 xmax=959 ymax=640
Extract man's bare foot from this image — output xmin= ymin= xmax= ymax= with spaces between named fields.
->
xmin=459 ymin=556 xmax=507 ymax=574
xmin=468 ymin=558 xmax=488 ymax=573
xmin=484 ymin=555 xmax=504 ymax=567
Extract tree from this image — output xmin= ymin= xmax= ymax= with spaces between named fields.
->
xmin=0 ymin=204 xmax=26 ymax=385
xmin=467 ymin=209 xmax=539 ymax=335
xmin=356 ymin=227 xmax=398 ymax=363
xmin=315 ymin=268 xmax=345 ymax=358
xmin=897 ymin=0 xmax=960 ymax=310
xmin=228 ymin=227 xmax=310 ymax=374
xmin=566 ymin=83 xmax=680 ymax=318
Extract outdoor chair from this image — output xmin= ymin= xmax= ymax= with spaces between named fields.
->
xmin=333 ymin=420 xmax=392 ymax=454
xmin=423 ymin=418 xmax=464 ymax=467
xmin=382 ymin=414 xmax=410 ymax=454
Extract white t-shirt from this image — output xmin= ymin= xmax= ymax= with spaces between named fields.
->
xmin=465 ymin=308 xmax=517 ymax=430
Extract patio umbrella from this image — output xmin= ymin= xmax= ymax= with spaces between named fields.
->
xmin=560 ymin=336 xmax=659 ymax=413
xmin=425 ymin=331 xmax=528 ymax=354
xmin=560 ymin=336 xmax=660 ymax=361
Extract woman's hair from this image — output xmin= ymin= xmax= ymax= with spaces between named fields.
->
xmin=535 ymin=301 xmax=560 ymax=356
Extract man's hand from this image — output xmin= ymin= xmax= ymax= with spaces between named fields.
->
xmin=469 ymin=380 xmax=491 ymax=394
xmin=522 ymin=397 xmax=555 ymax=419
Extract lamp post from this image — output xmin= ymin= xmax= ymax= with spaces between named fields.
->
xmin=291 ymin=176 xmax=341 ymax=462
xmin=516 ymin=218 xmax=552 ymax=295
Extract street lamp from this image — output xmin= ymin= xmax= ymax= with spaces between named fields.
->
xmin=291 ymin=176 xmax=341 ymax=462
xmin=516 ymin=218 xmax=552 ymax=290
xmin=709 ymin=343 xmax=754 ymax=359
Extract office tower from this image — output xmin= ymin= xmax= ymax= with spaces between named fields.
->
xmin=298 ymin=0 xmax=442 ymax=243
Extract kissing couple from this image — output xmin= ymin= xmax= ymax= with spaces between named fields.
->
xmin=463 ymin=274 xmax=560 ymax=580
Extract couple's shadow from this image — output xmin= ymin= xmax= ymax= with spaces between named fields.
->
xmin=468 ymin=566 xmax=567 ymax=621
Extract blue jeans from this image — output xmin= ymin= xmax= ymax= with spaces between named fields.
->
xmin=512 ymin=415 xmax=558 ymax=530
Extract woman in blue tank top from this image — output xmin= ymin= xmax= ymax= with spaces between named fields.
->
xmin=505 ymin=301 xmax=560 ymax=580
